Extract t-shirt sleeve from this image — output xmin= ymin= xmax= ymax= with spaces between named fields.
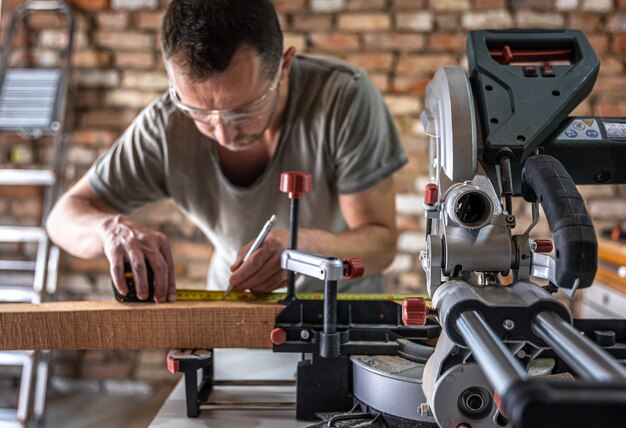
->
xmin=87 ymin=102 xmax=170 ymax=214
xmin=331 ymin=70 xmax=408 ymax=194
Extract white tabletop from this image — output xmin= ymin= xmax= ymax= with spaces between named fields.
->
xmin=150 ymin=349 xmax=311 ymax=428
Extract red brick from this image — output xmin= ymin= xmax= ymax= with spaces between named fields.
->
xmin=73 ymin=90 xmax=101 ymax=108
xmin=511 ymin=0 xmax=551 ymax=9
xmin=311 ymin=0 xmax=346 ymax=13
xmin=428 ymin=34 xmax=466 ymax=52
xmin=607 ymin=14 xmax=626 ymax=32
xmin=345 ymin=53 xmax=393 ymax=71
xmin=38 ymin=29 xmax=70 ymax=49
xmin=587 ymin=35 xmax=609 ymax=54
xmin=11 ymin=198 xmax=43 ymax=218
xmin=291 ymin=15 xmax=334 ymax=32
xmin=80 ymin=109 xmax=138 ymax=129
xmin=396 ymin=54 xmax=458 ymax=75
xmin=136 ymin=11 xmax=165 ymax=30
xmin=25 ymin=12 xmax=64 ymax=29
xmin=309 ymin=33 xmax=360 ymax=51
xmin=474 ymin=0 xmax=506 ymax=8
xmin=96 ymin=12 xmax=129 ymax=31
xmin=391 ymin=76 xmax=430 ymax=95
xmin=393 ymin=0 xmax=426 ymax=8
xmin=115 ymin=51 xmax=155 ymax=69
xmin=74 ymin=69 xmax=120 ymax=88
xmin=396 ymin=12 xmax=433 ymax=32
xmin=105 ymin=89 xmax=161 ymax=108
xmin=432 ymin=0 xmax=470 ymax=11
xmin=435 ymin=15 xmax=460 ymax=31
xmin=555 ymin=0 xmax=579 ymax=10
xmin=383 ymin=95 xmax=421 ymax=115
xmin=72 ymin=50 xmax=113 ymax=68
xmin=70 ymin=130 xmax=119 ymax=147
xmin=599 ymin=56 xmax=624 ymax=75
xmin=0 ymin=186 xmax=43 ymax=199
xmin=461 ymin=11 xmax=513 ymax=30
xmin=338 ymin=13 xmax=391 ymax=31
xmin=593 ymin=76 xmax=626 ymax=94
xmin=581 ymin=0 xmax=612 ymax=12
xmin=368 ymin=72 xmax=389 ymax=93
xmin=347 ymin=0 xmax=387 ymax=10
xmin=121 ymin=71 xmax=168 ymax=91
xmin=111 ymin=0 xmax=158 ymax=10
xmin=612 ymin=34 xmax=626 ymax=52
xmin=284 ymin=33 xmax=307 ymax=52
xmin=69 ymin=0 xmax=110 ymax=10
xmin=273 ymin=0 xmax=307 ymax=12
xmin=595 ymin=99 xmax=626 ymax=116
xmin=567 ymin=13 xmax=603 ymax=32
xmin=363 ymin=33 xmax=425 ymax=51
xmin=96 ymin=31 xmax=153 ymax=51
xmin=516 ymin=12 xmax=565 ymax=28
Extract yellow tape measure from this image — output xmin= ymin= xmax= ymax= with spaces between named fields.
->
xmin=175 ymin=289 xmax=431 ymax=302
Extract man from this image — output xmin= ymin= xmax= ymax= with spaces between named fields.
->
xmin=46 ymin=0 xmax=407 ymax=303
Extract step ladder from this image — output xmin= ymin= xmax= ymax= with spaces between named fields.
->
xmin=0 ymin=1 xmax=74 ymax=426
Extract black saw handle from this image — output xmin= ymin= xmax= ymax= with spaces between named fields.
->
xmin=521 ymin=154 xmax=597 ymax=290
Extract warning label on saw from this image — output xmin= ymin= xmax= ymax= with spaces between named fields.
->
xmin=557 ymin=118 xmax=602 ymax=141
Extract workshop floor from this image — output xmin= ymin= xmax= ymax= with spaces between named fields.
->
xmin=0 ymin=379 xmax=175 ymax=428
xmin=45 ymin=384 xmax=174 ymax=428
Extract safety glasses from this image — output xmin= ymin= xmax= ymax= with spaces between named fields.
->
xmin=169 ymin=57 xmax=283 ymax=127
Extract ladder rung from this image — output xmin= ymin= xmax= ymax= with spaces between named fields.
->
xmin=0 ymin=409 xmax=20 ymax=425
xmin=0 ymin=169 xmax=55 ymax=186
xmin=0 ymin=260 xmax=37 ymax=271
xmin=0 ymin=287 xmax=37 ymax=303
xmin=0 ymin=226 xmax=47 ymax=243
xmin=0 ymin=351 xmax=32 ymax=366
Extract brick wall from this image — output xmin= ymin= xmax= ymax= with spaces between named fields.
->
xmin=1 ymin=0 xmax=625 ymax=300
xmin=1 ymin=0 xmax=625 ymax=403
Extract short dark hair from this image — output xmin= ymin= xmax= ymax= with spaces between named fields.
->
xmin=161 ymin=0 xmax=283 ymax=82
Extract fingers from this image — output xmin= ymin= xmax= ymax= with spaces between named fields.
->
xmin=127 ymin=248 xmax=150 ymax=300
xmin=102 ymin=217 xmax=175 ymax=304
xmin=247 ymin=267 xmax=288 ymax=293
xmin=158 ymin=237 xmax=177 ymax=302
xmin=230 ymin=244 xmax=250 ymax=272
xmin=229 ymin=244 xmax=276 ymax=290
xmin=110 ymin=252 xmax=127 ymax=296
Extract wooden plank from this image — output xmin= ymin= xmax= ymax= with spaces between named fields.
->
xmin=598 ymin=238 xmax=626 ymax=268
xmin=0 ymin=301 xmax=284 ymax=350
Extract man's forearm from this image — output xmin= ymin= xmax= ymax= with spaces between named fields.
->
xmin=298 ymin=224 xmax=397 ymax=275
xmin=46 ymin=194 xmax=118 ymax=259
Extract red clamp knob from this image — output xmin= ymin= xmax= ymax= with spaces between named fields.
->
xmin=270 ymin=328 xmax=287 ymax=345
xmin=342 ymin=258 xmax=365 ymax=280
xmin=534 ymin=239 xmax=553 ymax=253
xmin=280 ymin=172 xmax=312 ymax=200
xmin=402 ymin=298 xmax=428 ymax=326
xmin=424 ymin=183 xmax=438 ymax=206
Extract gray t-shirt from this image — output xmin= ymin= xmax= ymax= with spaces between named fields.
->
xmin=87 ymin=54 xmax=408 ymax=292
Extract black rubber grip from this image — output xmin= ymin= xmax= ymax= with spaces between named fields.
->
xmin=521 ymin=155 xmax=597 ymax=289
xmin=503 ymin=380 xmax=626 ymax=428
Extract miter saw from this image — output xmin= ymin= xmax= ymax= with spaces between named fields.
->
xmin=414 ymin=29 xmax=626 ymax=428
xmin=270 ymin=30 xmax=626 ymax=428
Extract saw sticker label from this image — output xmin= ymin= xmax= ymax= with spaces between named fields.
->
xmin=557 ymin=119 xmax=602 ymax=141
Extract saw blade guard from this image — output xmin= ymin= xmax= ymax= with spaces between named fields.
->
xmin=421 ymin=66 xmax=478 ymax=198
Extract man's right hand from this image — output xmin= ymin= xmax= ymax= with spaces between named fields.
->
xmin=99 ymin=215 xmax=176 ymax=303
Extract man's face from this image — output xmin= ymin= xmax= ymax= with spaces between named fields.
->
xmin=167 ymin=49 xmax=283 ymax=151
